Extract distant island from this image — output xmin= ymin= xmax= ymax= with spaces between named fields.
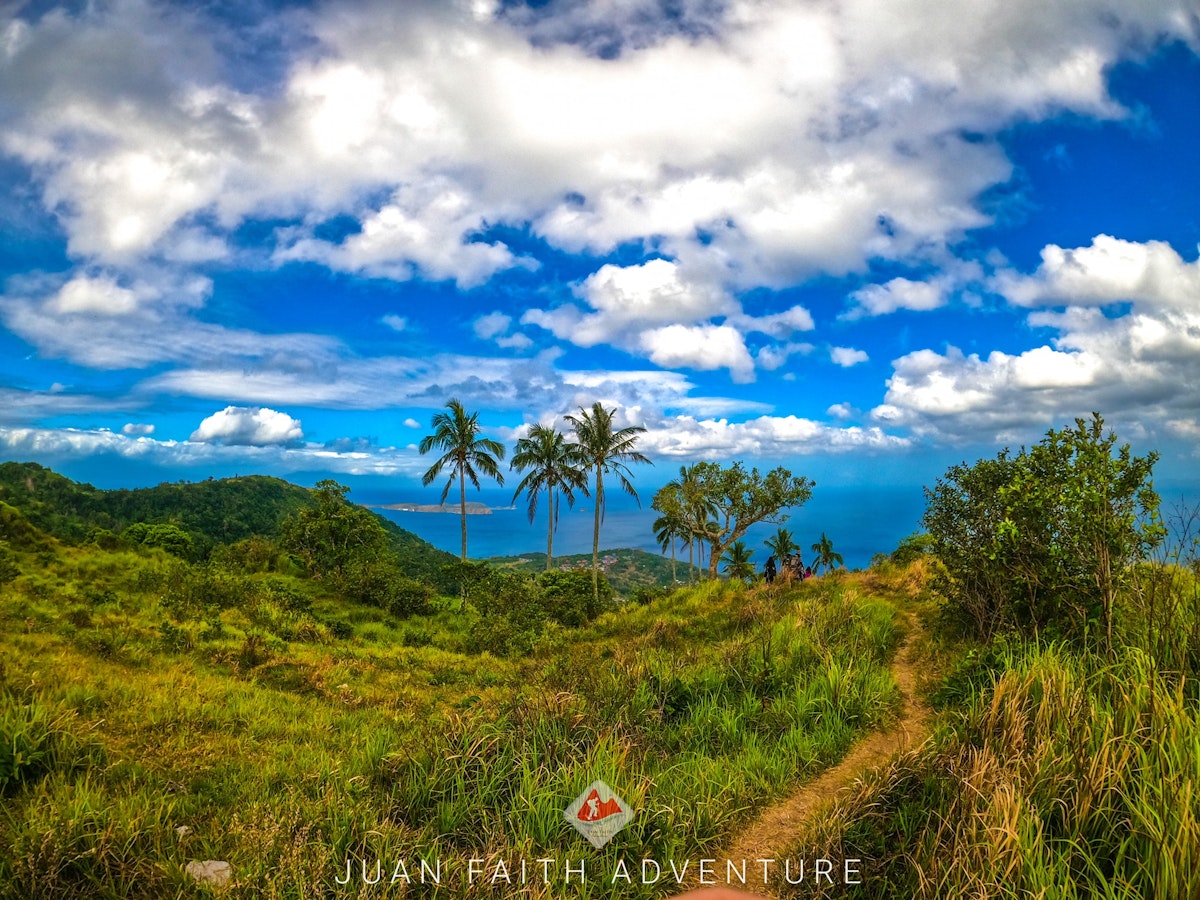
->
xmin=370 ymin=501 xmax=508 ymax=515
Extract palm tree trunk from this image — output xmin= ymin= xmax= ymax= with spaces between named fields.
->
xmin=670 ymin=537 xmax=677 ymax=584
xmin=592 ymin=465 xmax=602 ymax=604
xmin=459 ymin=466 xmax=467 ymax=562
xmin=546 ymin=487 xmax=555 ymax=572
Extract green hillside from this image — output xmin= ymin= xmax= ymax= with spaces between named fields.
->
xmin=0 ymin=501 xmax=903 ymax=899
xmin=0 ymin=461 xmax=456 ymax=588
xmin=486 ymin=547 xmax=679 ymax=597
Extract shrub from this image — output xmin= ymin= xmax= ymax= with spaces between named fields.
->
xmin=925 ymin=414 xmax=1161 ymax=648
xmin=539 ymin=569 xmax=613 ymax=626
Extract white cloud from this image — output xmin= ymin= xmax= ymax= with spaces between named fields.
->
xmin=403 ymin=417 xmax=421 ymax=428
xmin=277 ymin=180 xmax=532 ymax=287
xmin=995 ymin=235 xmax=1200 ymax=310
xmin=0 ymin=425 xmax=431 ymax=478
xmin=637 ymin=412 xmax=911 ymax=459
xmin=5 ymin=0 xmax=1189 ymax=289
xmin=756 ymin=341 xmax=814 ymax=371
xmin=382 ymin=314 xmax=408 ymax=331
xmin=121 ymin=422 xmax=155 ymax=436
xmin=863 ymin=237 xmax=1200 ymax=444
xmin=639 ymin=324 xmax=756 ymax=383
xmin=843 ymin=276 xmax=947 ymax=319
xmin=473 ymin=311 xmax=513 ymax=340
xmin=495 ymin=332 xmax=534 ymax=351
xmin=831 ymin=346 xmax=869 ymax=367
xmin=190 ymin=407 xmax=305 ymax=446
xmin=827 ymin=402 xmax=856 ymax=419
xmin=523 ymin=257 xmax=812 ymax=378
xmin=0 ymin=268 xmax=340 ymax=370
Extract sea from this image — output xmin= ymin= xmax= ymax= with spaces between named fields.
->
xmin=359 ymin=485 xmax=927 ymax=571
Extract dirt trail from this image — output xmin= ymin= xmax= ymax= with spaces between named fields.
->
xmin=682 ymin=615 xmax=930 ymax=897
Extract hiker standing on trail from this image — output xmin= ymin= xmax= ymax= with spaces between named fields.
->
xmin=764 ymin=555 xmax=777 ymax=584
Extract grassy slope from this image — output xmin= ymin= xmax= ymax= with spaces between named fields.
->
xmin=0 ymin=514 xmax=905 ymax=899
xmin=775 ymin=560 xmax=1200 ymax=899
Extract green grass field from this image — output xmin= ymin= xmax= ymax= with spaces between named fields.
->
xmin=0 ymin=534 xmax=905 ymax=899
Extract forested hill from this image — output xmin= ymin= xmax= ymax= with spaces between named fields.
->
xmin=0 ymin=461 xmax=456 ymax=584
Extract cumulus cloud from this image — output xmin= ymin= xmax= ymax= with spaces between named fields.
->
xmin=523 ymin=258 xmax=812 ymax=378
xmin=4 ymin=0 xmax=1190 ymax=288
xmin=121 ymin=422 xmax=155 ymax=436
xmin=831 ymin=346 xmax=869 ymax=367
xmin=843 ymin=276 xmax=948 ymax=319
xmin=871 ymin=237 xmax=1200 ymax=443
xmin=190 ymin=406 xmax=305 ymax=446
xmin=995 ymin=235 xmax=1200 ymax=309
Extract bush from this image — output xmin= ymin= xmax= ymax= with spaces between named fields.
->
xmin=925 ymin=414 xmax=1161 ymax=648
xmin=123 ymin=522 xmax=195 ymax=559
xmin=539 ymin=569 xmax=614 ymax=626
xmin=341 ymin=560 xmax=433 ymax=618
xmin=890 ymin=532 xmax=934 ymax=566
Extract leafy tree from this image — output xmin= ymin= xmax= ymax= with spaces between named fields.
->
xmin=925 ymin=413 xmax=1161 ymax=649
xmin=419 ymin=399 xmax=506 ymax=562
xmin=722 ymin=540 xmax=755 ymax=582
xmin=565 ymin=402 xmax=651 ymax=604
xmin=685 ymin=461 xmax=814 ymax=579
xmin=123 ymin=522 xmax=195 ymax=559
xmin=764 ymin=527 xmax=799 ymax=564
xmin=810 ymin=532 xmax=843 ymax=574
xmin=510 ymin=424 xmax=588 ymax=570
xmin=279 ymin=480 xmax=390 ymax=582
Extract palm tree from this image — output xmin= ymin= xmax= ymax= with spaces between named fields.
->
xmin=418 ymin=399 xmax=505 ymax=562
xmin=811 ymin=532 xmax=844 ymax=574
xmin=765 ymin=527 xmax=799 ymax=564
xmin=722 ymin=540 xmax=755 ymax=583
xmin=565 ymin=402 xmax=652 ymax=603
xmin=653 ymin=508 xmax=687 ymax=584
xmin=510 ymin=424 xmax=588 ymax=570
xmin=667 ymin=463 xmax=717 ymax=583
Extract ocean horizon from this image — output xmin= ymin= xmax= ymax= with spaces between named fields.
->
xmin=366 ymin=484 xmax=927 ymax=571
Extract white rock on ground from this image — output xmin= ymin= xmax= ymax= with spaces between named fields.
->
xmin=185 ymin=860 xmax=232 ymax=886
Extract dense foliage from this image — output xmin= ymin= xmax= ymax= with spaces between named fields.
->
xmin=924 ymin=414 xmax=1161 ymax=648
xmin=0 ymin=462 xmax=457 ymax=591
xmin=654 ymin=460 xmax=814 ymax=579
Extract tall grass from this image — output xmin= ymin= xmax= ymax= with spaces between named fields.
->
xmin=0 ymin=559 xmax=902 ymax=899
xmin=782 ymin=643 xmax=1200 ymax=898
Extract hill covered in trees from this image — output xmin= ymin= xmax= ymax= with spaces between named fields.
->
xmin=0 ymin=461 xmax=456 ymax=588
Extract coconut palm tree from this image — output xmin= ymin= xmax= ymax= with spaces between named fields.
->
xmin=765 ymin=527 xmax=799 ymax=564
xmin=666 ymin=463 xmax=717 ymax=583
xmin=722 ymin=540 xmax=755 ymax=583
xmin=565 ymin=402 xmax=651 ymax=603
xmin=419 ymin=399 xmax=505 ymax=562
xmin=653 ymin=508 xmax=687 ymax=584
xmin=510 ymin=424 xmax=588 ymax=571
xmin=811 ymin=532 xmax=844 ymax=574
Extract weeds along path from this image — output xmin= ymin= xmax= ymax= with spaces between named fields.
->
xmin=686 ymin=610 xmax=930 ymax=896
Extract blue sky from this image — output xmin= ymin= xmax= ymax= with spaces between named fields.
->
xmin=1 ymin=0 xmax=1199 ymax=508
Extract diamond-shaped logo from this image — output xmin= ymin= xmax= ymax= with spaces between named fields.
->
xmin=564 ymin=780 xmax=632 ymax=849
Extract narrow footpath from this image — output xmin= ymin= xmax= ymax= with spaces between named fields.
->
xmin=682 ymin=613 xmax=930 ymax=897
